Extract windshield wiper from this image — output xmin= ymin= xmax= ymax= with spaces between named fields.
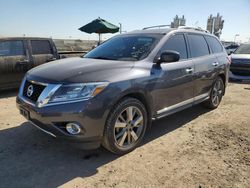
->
xmin=91 ymin=56 xmax=115 ymax=60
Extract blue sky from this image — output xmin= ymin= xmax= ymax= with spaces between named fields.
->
xmin=0 ymin=0 xmax=250 ymax=42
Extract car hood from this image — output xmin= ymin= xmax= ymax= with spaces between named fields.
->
xmin=231 ymin=54 xmax=250 ymax=59
xmin=27 ymin=57 xmax=135 ymax=83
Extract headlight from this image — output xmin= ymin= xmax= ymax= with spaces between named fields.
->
xmin=48 ymin=82 xmax=109 ymax=103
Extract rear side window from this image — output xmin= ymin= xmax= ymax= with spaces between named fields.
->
xmin=160 ymin=34 xmax=187 ymax=60
xmin=187 ymin=34 xmax=209 ymax=58
xmin=205 ymin=36 xmax=223 ymax=53
xmin=31 ymin=40 xmax=52 ymax=55
xmin=0 ymin=40 xmax=25 ymax=56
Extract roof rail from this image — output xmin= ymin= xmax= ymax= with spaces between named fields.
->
xmin=178 ymin=26 xmax=210 ymax=33
xmin=143 ymin=25 xmax=171 ymax=30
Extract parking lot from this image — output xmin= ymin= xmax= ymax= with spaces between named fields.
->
xmin=0 ymin=82 xmax=249 ymax=188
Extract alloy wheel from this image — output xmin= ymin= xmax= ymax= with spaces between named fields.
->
xmin=114 ymin=106 xmax=144 ymax=148
xmin=212 ymin=79 xmax=223 ymax=106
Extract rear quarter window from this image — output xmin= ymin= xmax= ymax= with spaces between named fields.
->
xmin=31 ymin=40 xmax=52 ymax=55
xmin=187 ymin=34 xmax=210 ymax=58
xmin=205 ymin=36 xmax=224 ymax=53
xmin=0 ymin=40 xmax=25 ymax=56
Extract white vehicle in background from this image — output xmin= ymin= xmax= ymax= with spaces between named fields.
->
xmin=229 ymin=43 xmax=250 ymax=81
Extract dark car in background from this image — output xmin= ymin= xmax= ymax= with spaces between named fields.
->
xmin=0 ymin=37 xmax=90 ymax=90
xmin=0 ymin=38 xmax=59 ymax=90
xmin=17 ymin=27 xmax=229 ymax=154
xmin=229 ymin=43 xmax=250 ymax=81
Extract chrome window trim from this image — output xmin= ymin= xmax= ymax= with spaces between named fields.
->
xmin=156 ymin=92 xmax=209 ymax=115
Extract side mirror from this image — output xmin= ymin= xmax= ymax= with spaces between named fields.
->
xmin=156 ymin=50 xmax=180 ymax=64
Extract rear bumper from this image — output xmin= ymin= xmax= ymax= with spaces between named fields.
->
xmin=16 ymin=95 xmax=108 ymax=149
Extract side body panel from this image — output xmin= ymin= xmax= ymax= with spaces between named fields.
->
xmin=0 ymin=39 xmax=31 ymax=89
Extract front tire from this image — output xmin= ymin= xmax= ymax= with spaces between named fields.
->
xmin=203 ymin=77 xmax=225 ymax=109
xmin=102 ymin=97 xmax=148 ymax=155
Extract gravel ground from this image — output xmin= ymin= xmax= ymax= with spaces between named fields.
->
xmin=0 ymin=83 xmax=249 ymax=188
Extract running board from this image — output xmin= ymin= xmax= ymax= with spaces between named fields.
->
xmin=152 ymin=93 xmax=209 ymax=120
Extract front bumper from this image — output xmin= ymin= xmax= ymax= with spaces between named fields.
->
xmin=16 ymin=95 xmax=108 ymax=149
xmin=229 ymin=70 xmax=250 ymax=81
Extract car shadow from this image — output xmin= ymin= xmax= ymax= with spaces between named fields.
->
xmin=229 ymin=80 xmax=250 ymax=85
xmin=0 ymin=88 xmax=18 ymax=99
xmin=0 ymin=105 xmax=209 ymax=188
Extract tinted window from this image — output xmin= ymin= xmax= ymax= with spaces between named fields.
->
xmin=226 ymin=44 xmax=239 ymax=49
xmin=0 ymin=40 xmax=25 ymax=56
xmin=205 ymin=36 xmax=223 ymax=53
xmin=188 ymin=34 xmax=209 ymax=58
xmin=160 ymin=34 xmax=187 ymax=59
xmin=31 ymin=40 xmax=52 ymax=55
xmin=234 ymin=44 xmax=250 ymax=54
xmin=84 ymin=35 xmax=162 ymax=61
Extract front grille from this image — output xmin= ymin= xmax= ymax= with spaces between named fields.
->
xmin=230 ymin=59 xmax=250 ymax=76
xmin=23 ymin=80 xmax=46 ymax=102
xmin=231 ymin=70 xmax=250 ymax=76
xmin=232 ymin=59 xmax=250 ymax=65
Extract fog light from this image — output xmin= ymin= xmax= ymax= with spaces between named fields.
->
xmin=66 ymin=123 xmax=81 ymax=135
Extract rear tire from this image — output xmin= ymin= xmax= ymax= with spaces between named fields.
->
xmin=203 ymin=77 xmax=224 ymax=109
xmin=102 ymin=97 xmax=148 ymax=155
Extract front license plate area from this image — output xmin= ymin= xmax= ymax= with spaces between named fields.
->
xmin=20 ymin=108 xmax=30 ymax=120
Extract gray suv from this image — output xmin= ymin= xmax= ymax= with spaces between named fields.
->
xmin=17 ymin=27 xmax=229 ymax=154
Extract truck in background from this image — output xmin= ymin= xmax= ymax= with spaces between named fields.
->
xmin=0 ymin=37 xmax=95 ymax=90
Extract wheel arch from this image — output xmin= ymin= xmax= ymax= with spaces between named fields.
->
xmin=218 ymin=73 xmax=226 ymax=95
xmin=108 ymin=90 xmax=153 ymax=129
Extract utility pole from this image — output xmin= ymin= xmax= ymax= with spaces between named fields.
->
xmin=234 ymin=34 xmax=240 ymax=43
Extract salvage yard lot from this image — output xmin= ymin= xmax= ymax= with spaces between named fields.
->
xmin=0 ymin=83 xmax=249 ymax=188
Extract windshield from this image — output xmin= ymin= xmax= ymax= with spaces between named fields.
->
xmin=234 ymin=44 xmax=250 ymax=54
xmin=84 ymin=34 xmax=162 ymax=61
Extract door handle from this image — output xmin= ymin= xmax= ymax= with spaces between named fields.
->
xmin=212 ymin=62 xmax=219 ymax=66
xmin=186 ymin=67 xmax=194 ymax=74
